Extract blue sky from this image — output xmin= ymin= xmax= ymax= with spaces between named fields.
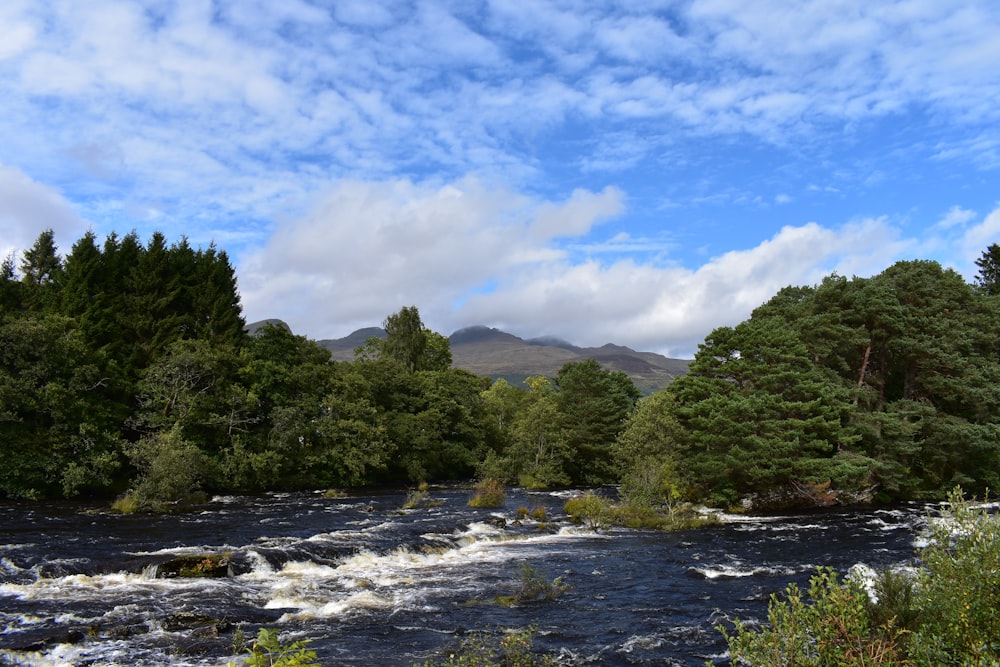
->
xmin=1 ymin=0 xmax=998 ymax=358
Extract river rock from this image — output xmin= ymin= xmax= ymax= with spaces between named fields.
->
xmin=153 ymin=553 xmax=233 ymax=578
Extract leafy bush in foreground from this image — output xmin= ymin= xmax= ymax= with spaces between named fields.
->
xmin=229 ymin=628 xmax=319 ymax=667
xmin=721 ymin=488 xmax=1000 ymax=666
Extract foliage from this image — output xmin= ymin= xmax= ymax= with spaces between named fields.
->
xmin=563 ymin=492 xmax=613 ymax=531
xmin=720 ymin=489 xmax=1000 ymax=666
xmin=556 ymin=360 xmax=641 ymax=485
xmin=494 ymin=562 xmax=570 ymax=607
xmin=973 ymin=243 xmax=1000 ymax=295
xmin=123 ymin=424 xmax=207 ymax=511
xmin=721 ymin=567 xmax=910 ymax=666
xmin=908 ymin=488 xmax=1000 ymax=664
xmin=668 ymin=260 xmax=1000 ymax=506
xmin=229 ymin=627 xmax=319 ymax=667
xmin=403 ymin=483 xmax=438 ymax=509
xmin=613 ymin=389 xmax=684 ymax=508
xmin=468 ymin=478 xmax=506 ymax=508
xmin=5 ymin=230 xmax=1000 ymax=509
xmin=420 ymin=626 xmax=554 ymax=667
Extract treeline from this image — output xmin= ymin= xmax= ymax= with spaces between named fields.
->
xmin=653 ymin=252 xmax=1000 ymax=506
xmin=0 ymin=231 xmax=640 ymax=506
xmin=3 ymin=229 xmax=1000 ymax=510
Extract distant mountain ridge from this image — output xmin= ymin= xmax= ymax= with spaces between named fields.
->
xmin=314 ymin=323 xmax=690 ymax=393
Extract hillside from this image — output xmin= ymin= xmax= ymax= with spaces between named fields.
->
xmin=316 ymin=324 xmax=690 ymax=393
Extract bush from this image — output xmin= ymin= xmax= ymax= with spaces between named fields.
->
xmin=909 ymin=488 xmax=1000 ymax=664
xmin=563 ymin=492 xmax=612 ymax=531
xmin=123 ymin=425 xmax=206 ymax=512
xmin=720 ymin=488 xmax=1000 ymax=666
xmin=495 ymin=562 xmax=570 ymax=607
xmin=403 ymin=483 xmax=440 ymax=509
xmin=468 ymin=478 xmax=506 ymax=508
xmin=229 ymin=628 xmax=319 ymax=667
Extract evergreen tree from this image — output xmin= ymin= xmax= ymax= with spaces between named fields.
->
xmin=0 ymin=252 xmax=22 ymax=314
xmin=670 ymin=319 xmax=868 ymax=505
xmin=556 ymin=359 xmax=641 ymax=485
xmin=19 ymin=229 xmax=63 ymax=312
xmin=974 ymin=243 xmax=1000 ymax=295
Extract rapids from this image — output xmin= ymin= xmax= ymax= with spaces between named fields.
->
xmin=0 ymin=487 xmax=925 ymax=666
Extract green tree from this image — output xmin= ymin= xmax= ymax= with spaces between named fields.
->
xmin=613 ymin=389 xmax=684 ymax=507
xmin=0 ymin=314 xmax=121 ymax=498
xmin=507 ymin=376 xmax=571 ymax=488
xmin=124 ymin=423 xmax=207 ymax=510
xmin=556 ymin=359 xmax=641 ymax=485
xmin=973 ymin=243 xmax=1000 ymax=295
xmin=671 ymin=319 xmax=867 ymax=505
xmin=366 ymin=306 xmax=452 ymax=372
xmin=0 ymin=252 xmax=23 ymax=314
xmin=19 ymin=229 xmax=63 ymax=311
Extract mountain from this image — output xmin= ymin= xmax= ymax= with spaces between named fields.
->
xmin=320 ymin=324 xmax=690 ymax=393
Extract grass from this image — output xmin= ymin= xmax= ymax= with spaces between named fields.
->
xmin=563 ymin=491 xmax=719 ymax=531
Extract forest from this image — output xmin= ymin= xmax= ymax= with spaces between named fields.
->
xmin=2 ymin=229 xmax=1000 ymax=510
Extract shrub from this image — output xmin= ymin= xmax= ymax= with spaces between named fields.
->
xmin=721 ymin=567 xmax=909 ymax=666
xmin=229 ymin=628 xmax=319 ymax=667
xmin=403 ymin=484 xmax=432 ymax=509
xmin=720 ymin=488 xmax=1000 ymax=666
xmin=468 ymin=478 xmax=506 ymax=508
xmin=563 ymin=492 xmax=612 ymax=531
xmin=495 ymin=562 xmax=570 ymax=607
xmin=908 ymin=488 xmax=1000 ymax=665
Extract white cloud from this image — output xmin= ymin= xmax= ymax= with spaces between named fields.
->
xmin=0 ymin=164 xmax=87 ymax=262
xmin=239 ymin=178 xmax=621 ymax=338
xmin=936 ymin=205 xmax=977 ymax=230
xmin=957 ymin=205 xmax=1000 ymax=276
xmin=240 ymin=177 xmax=926 ymax=358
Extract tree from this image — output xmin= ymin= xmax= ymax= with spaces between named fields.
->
xmin=0 ymin=314 xmax=121 ymax=498
xmin=0 ymin=252 xmax=22 ymax=314
xmin=670 ymin=319 xmax=867 ymax=506
xmin=974 ymin=243 xmax=1000 ymax=295
xmin=613 ymin=389 xmax=684 ymax=507
xmin=507 ymin=376 xmax=571 ymax=488
xmin=19 ymin=229 xmax=63 ymax=311
xmin=556 ymin=359 xmax=641 ymax=485
xmin=370 ymin=306 xmax=452 ymax=372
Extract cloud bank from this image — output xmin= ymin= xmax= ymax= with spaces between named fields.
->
xmin=241 ymin=178 xmax=996 ymax=358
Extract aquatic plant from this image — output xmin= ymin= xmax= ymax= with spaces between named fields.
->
xmin=563 ymin=492 xmax=612 ymax=531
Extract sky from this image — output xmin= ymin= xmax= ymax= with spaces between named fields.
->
xmin=1 ymin=1 xmax=999 ymax=359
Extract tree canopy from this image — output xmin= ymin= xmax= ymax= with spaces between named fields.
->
xmin=3 ymin=229 xmax=999 ymax=510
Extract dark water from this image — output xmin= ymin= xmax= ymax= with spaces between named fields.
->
xmin=0 ymin=487 xmax=925 ymax=666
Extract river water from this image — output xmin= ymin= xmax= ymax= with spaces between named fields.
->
xmin=1 ymin=486 xmax=926 ymax=666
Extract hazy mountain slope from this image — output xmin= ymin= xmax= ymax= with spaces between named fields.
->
xmin=318 ymin=324 xmax=690 ymax=393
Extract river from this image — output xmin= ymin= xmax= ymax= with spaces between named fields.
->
xmin=1 ymin=486 xmax=926 ymax=666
